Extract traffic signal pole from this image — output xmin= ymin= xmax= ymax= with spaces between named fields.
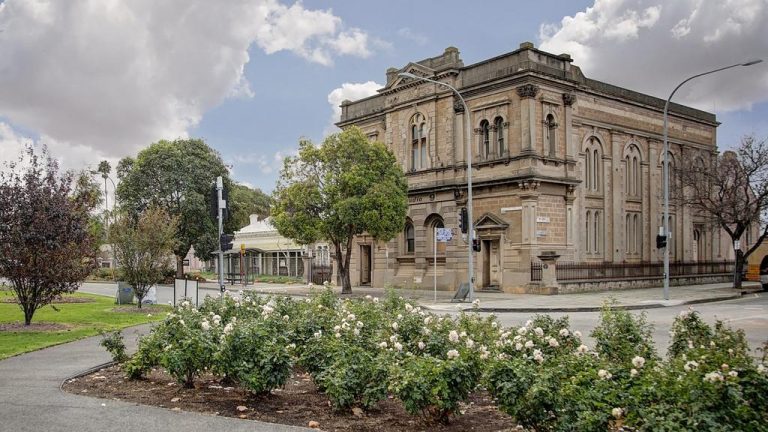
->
xmin=216 ymin=176 xmax=225 ymax=296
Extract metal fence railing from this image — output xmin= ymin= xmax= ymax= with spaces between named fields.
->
xmin=530 ymin=261 xmax=543 ymax=281
xmin=551 ymin=260 xmax=734 ymax=282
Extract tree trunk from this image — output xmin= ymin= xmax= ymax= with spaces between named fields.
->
xmin=23 ymin=306 xmax=34 ymax=326
xmin=340 ymin=269 xmax=352 ymax=294
xmin=734 ymin=249 xmax=745 ymax=290
xmin=176 ymin=255 xmax=184 ymax=278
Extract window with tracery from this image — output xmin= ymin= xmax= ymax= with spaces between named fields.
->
xmin=494 ymin=117 xmax=505 ymax=156
xmin=410 ymin=113 xmax=428 ymax=170
xmin=584 ymin=137 xmax=603 ymax=193
xmin=479 ymin=120 xmax=490 ymax=159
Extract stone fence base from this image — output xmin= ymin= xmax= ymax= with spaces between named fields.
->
xmin=527 ymin=274 xmax=732 ymax=295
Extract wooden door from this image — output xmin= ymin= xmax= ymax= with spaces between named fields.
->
xmin=360 ymin=245 xmax=372 ymax=285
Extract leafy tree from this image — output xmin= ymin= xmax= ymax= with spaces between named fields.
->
xmin=228 ymin=183 xmax=271 ymax=229
xmin=272 ymin=127 xmax=408 ymax=293
xmin=110 ymin=207 xmax=178 ymax=307
xmin=677 ymin=135 xmax=768 ymax=289
xmin=116 ymin=139 xmax=229 ymax=277
xmin=0 ymin=147 xmax=96 ymax=325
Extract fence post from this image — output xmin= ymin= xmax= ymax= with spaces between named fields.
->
xmin=302 ymin=252 xmax=312 ymax=284
xmin=537 ymin=251 xmax=561 ymax=295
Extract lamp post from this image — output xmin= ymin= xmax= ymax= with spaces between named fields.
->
xmin=398 ymin=72 xmax=475 ymax=301
xmin=662 ymin=59 xmax=762 ymax=300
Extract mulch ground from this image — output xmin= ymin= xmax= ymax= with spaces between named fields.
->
xmin=110 ymin=305 xmax=168 ymax=314
xmin=0 ymin=322 xmax=70 ymax=332
xmin=63 ymin=365 xmax=522 ymax=432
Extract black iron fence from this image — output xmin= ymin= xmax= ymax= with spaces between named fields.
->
xmin=531 ymin=261 xmax=543 ymax=281
xmin=549 ymin=260 xmax=734 ymax=282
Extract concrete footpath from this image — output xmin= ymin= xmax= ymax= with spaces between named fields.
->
xmin=81 ymin=280 xmax=763 ymax=314
xmin=0 ymin=324 xmax=309 ymax=432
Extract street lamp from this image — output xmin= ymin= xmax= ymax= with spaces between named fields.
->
xmin=662 ymin=59 xmax=763 ymax=300
xmin=398 ymin=71 xmax=475 ymax=301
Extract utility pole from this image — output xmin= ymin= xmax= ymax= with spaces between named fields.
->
xmin=217 ymin=176 xmax=225 ymax=295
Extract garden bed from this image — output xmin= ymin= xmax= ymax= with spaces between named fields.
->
xmin=64 ymin=365 xmax=518 ymax=432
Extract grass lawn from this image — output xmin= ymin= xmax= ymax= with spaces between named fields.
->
xmin=0 ymin=289 xmax=169 ymax=360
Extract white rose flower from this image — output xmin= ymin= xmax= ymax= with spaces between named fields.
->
xmin=356 ymin=321 xmax=364 ymax=328
xmin=466 ymin=339 xmax=475 ymax=349
xmin=611 ymin=407 xmax=623 ymax=419
xmin=515 ymin=343 xmax=524 ymax=351
xmin=573 ymin=330 xmax=582 ymax=338
xmin=577 ymin=344 xmax=589 ymax=354
xmin=524 ymin=320 xmax=533 ymax=328
xmin=517 ymin=327 xmax=528 ymax=336
xmin=447 ymin=349 xmax=459 ymax=360
xmin=365 ymin=295 xmax=372 ymax=300
xmin=632 ymin=356 xmax=646 ymax=369
xmin=335 ymin=332 xmax=341 ymax=338
xmin=559 ymin=328 xmax=570 ymax=337
xmin=525 ymin=340 xmax=534 ymax=349
xmin=630 ymin=368 xmax=638 ymax=377
xmin=405 ymin=304 xmax=413 ymax=312
xmin=704 ymin=371 xmax=724 ymax=383
xmin=491 ymin=322 xmax=498 ymax=329
xmin=390 ymin=335 xmax=397 ymax=343
xmin=418 ymin=341 xmax=425 ymax=350
xmin=392 ymin=322 xmax=399 ymax=331
xmin=373 ymin=297 xmax=379 ymax=303
xmin=397 ymin=314 xmax=403 ymax=320
xmin=178 ymin=320 xmax=185 ymax=327
xmin=314 ymin=330 xmax=322 ymax=339
xmin=424 ymin=316 xmax=432 ymax=325
xmin=201 ymin=321 xmax=210 ymax=331
xmin=472 ymin=299 xmax=480 ymax=309
xmin=758 ymin=364 xmax=766 ymax=374
xmin=223 ymin=323 xmax=234 ymax=335
xmin=379 ymin=342 xmax=388 ymax=349
xmin=353 ymin=328 xmax=360 ymax=336
xmin=460 ymin=331 xmax=467 ymax=338
xmin=334 ymin=325 xmax=341 ymax=332
xmin=534 ymin=327 xmax=544 ymax=337
xmin=394 ymin=342 xmax=403 ymax=351
xmin=728 ymin=370 xmax=738 ymax=378
xmin=598 ymin=369 xmax=613 ymax=380
xmin=548 ymin=338 xmax=559 ymax=348
xmin=449 ymin=330 xmax=460 ymax=343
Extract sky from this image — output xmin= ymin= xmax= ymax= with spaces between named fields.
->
xmin=1 ymin=0 xmax=767 ymax=196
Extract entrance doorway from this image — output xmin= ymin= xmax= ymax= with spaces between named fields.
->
xmin=481 ymin=239 xmax=500 ymax=289
xmin=360 ymin=245 xmax=372 ymax=286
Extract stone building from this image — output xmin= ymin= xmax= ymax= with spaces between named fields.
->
xmin=336 ymin=42 xmax=744 ymax=293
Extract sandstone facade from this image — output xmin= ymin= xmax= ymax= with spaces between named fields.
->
xmin=336 ymin=42 xmax=743 ymax=293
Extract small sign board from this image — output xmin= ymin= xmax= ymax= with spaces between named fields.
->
xmin=436 ymin=228 xmax=453 ymax=242
xmin=536 ymin=216 xmax=550 ymax=223
xmin=182 ymin=259 xmax=190 ymax=266
xmin=734 ymin=240 xmax=741 ymax=250
xmin=536 ymin=230 xmax=548 ymax=237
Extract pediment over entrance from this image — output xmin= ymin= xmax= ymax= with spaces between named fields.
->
xmin=474 ymin=213 xmax=509 ymax=231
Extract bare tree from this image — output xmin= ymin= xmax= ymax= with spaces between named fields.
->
xmin=678 ymin=135 xmax=768 ymax=289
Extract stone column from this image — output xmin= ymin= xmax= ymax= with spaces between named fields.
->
xmin=517 ymin=84 xmax=539 ymax=152
xmin=302 ymin=254 xmax=312 ymax=284
xmin=610 ymin=131 xmax=621 ymax=262
xmin=565 ymin=186 xmax=575 ymax=247
xmin=538 ymin=251 xmax=561 ymax=295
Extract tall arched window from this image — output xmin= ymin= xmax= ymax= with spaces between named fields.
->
xmin=594 ymin=211 xmax=601 ymax=254
xmin=479 ymin=120 xmax=490 ymax=159
xmin=494 ymin=117 xmax=505 ymax=156
xmin=634 ymin=214 xmax=641 ymax=255
xmin=626 ymin=214 xmax=631 ymax=254
xmin=431 ymin=218 xmax=446 ymax=254
xmin=586 ymin=210 xmax=592 ymax=254
xmin=584 ymin=137 xmax=603 ymax=193
xmin=405 ymin=222 xmax=415 ymax=254
xmin=625 ymin=156 xmax=631 ymax=195
xmin=546 ymin=114 xmax=557 ymax=157
xmin=410 ymin=113 xmax=428 ymax=170
xmin=633 ymin=156 xmax=640 ymax=196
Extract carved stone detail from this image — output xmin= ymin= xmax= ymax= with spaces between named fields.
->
xmin=453 ymin=98 xmax=465 ymax=113
xmin=562 ymin=93 xmax=576 ymax=106
xmin=518 ymin=180 xmax=540 ymax=191
xmin=516 ymin=84 xmax=539 ymax=99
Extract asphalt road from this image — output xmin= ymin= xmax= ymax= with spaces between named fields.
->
xmin=480 ymin=293 xmax=768 ymax=358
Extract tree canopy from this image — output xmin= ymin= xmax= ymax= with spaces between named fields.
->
xmin=116 ymin=138 xmax=229 ymax=277
xmin=271 ymin=127 xmax=408 ymax=293
xmin=0 ymin=147 xmax=96 ymax=325
xmin=228 ymin=183 xmax=272 ymax=229
xmin=111 ymin=207 xmax=178 ymax=307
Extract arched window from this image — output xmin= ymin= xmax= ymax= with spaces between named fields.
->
xmin=410 ymin=113 xmax=428 ymax=170
xmin=546 ymin=114 xmax=557 ymax=157
xmin=494 ymin=117 xmax=505 ymax=156
xmin=405 ymin=222 xmax=415 ymax=254
xmin=634 ymin=214 xmax=641 ymax=255
xmin=625 ymin=214 xmax=631 ymax=254
xmin=480 ymin=120 xmax=490 ymax=159
xmin=633 ymin=156 xmax=640 ymax=196
xmin=584 ymin=137 xmax=603 ymax=193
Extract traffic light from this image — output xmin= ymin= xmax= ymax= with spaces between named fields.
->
xmin=472 ymin=238 xmax=481 ymax=252
xmin=656 ymin=234 xmax=667 ymax=249
xmin=459 ymin=207 xmax=468 ymax=233
xmin=220 ymin=233 xmax=234 ymax=251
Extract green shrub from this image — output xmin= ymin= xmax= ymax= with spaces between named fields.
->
xmin=216 ymin=318 xmax=292 ymax=394
xmin=591 ymin=301 xmax=657 ymax=364
xmin=389 ymin=351 xmax=481 ymax=424
xmin=316 ymin=344 xmax=388 ymax=410
xmin=123 ymin=331 xmax=163 ymax=379
xmin=158 ymin=307 xmax=217 ymax=387
xmin=99 ymin=330 xmax=127 ymax=363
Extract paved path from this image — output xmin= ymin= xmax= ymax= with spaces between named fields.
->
xmin=0 ymin=324 xmax=308 ymax=432
xmin=81 ymin=280 xmax=763 ymax=314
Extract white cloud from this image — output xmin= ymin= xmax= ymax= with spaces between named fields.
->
xmin=325 ymin=81 xmax=381 ymax=135
xmin=397 ymin=27 xmax=428 ymax=45
xmin=231 ymin=148 xmax=298 ymax=175
xmin=0 ymin=0 xmax=375 ymax=173
xmin=539 ymin=0 xmax=768 ymax=112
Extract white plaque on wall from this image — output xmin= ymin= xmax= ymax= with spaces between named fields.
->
xmin=536 ymin=216 xmax=550 ymax=223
